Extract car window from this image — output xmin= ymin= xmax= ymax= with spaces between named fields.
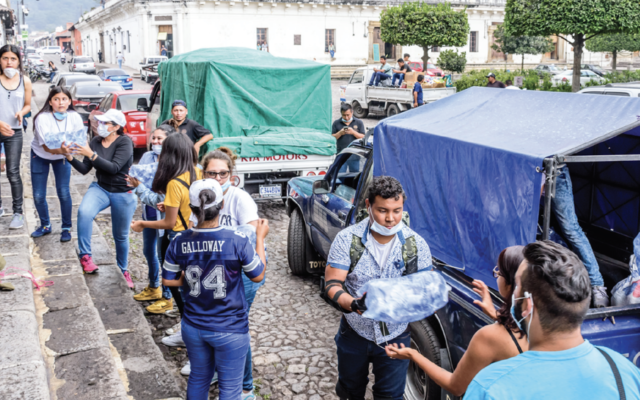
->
xmin=334 ymin=153 xmax=368 ymax=204
xmin=116 ymin=94 xmax=150 ymax=111
xmin=581 ymin=91 xmax=603 ymax=95
xmin=75 ymin=57 xmax=93 ymax=63
xmin=349 ymin=70 xmax=364 ymax=84
xmin=581 ymin=71 xmax=589 ymax=77
xmin=59 ymin=79 xmax=66 ymax=87
xmin=605 ymin=91 xmax=630 ymax=97
xmin=103 ymin=69 xmax=127 ymax=76
xmin=99 ymin=94 xmax=113 ymax=112
xmin=75 ymin=84 xmax=123 ymax=96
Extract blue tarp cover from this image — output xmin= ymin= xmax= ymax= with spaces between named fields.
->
xmin=374 ymin=87 xmax=640 ymax=287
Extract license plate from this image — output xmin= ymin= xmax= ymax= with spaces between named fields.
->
xmin=259 ymin=184 xmax=281 ymax=198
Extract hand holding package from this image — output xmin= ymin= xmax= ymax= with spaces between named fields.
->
xmin=43 ymin=129 xmax=87 ymax=149
xmin=129 ymin=162 xmax=158 ymax=189
xmin=356 ymin=271 xmax=449 ymax=324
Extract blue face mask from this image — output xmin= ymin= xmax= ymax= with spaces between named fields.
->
xmin=510 ymin=290 xmax=533 ymax=341
xmin=221 ymin=180 xmax=231 ymax=191
xmin=53 ymin=112 xmax=67 ymax=120
xmin=342 ymin=118 xmax=353 ymax=124
xmin=152 ymin=144 xmax=162 ymax=155
xmin=368 ymin=206 xmax=403 ymax=236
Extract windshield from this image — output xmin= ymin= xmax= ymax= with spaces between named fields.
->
xmin=75 ymin=84 xmax=123 ymax=96
xmin=548 ymin=65 xmax=558 ymax=71
xmin=75 ymin=57 xmax=93 ymax=63
xmin=103 ymin=69 xmax=128 ymax=76
xmin=427 ymin=63 xmax=437 ymax=69
xmin=118 ymin=94 xmax=150 ymax=111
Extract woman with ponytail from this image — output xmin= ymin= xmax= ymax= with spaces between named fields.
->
xmin=162 ymin=179 xmax=269 ymax=400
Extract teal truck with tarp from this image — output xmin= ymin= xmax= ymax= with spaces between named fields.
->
xmin=141 ymin=47 xmax=336 ymax=200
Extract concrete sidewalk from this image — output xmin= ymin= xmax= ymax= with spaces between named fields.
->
xmin=0 ymin=83 xmax=182 ymax=399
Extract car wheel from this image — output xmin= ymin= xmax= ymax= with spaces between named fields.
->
xmin=145 ymin=75 xmax=151 ymax=84
xmin=404 ymin=320 xmax=443 ymax=400
xmin=387 ymin=104 xmax=400 ymax=118
xmin=287 ymin=208 xmax=309 ymax=276
xmin=352 ymin=101 xmax=368 ymax=119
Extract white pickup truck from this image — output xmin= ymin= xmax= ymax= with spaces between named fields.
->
xmin=340 ymin=66 xmax=456 ymax=118
xmin=142 ymin=79 xmax=335 ymax=201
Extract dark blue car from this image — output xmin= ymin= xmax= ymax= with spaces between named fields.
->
xmin=287 ymin=87 xmax=640 ymax=400
xmin=97 ymin=68 xmax=133 ymax=90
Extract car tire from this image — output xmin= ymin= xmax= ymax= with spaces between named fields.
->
xmin=287 ymin=208 xmax=309 ymax=276
xmin=352 ymin=101 xmax=368 ymax=119
xmin=387 ymin=104 xmax=400 ymax=118
xmin=404 ymin=320 xmax=443 ymax=400
xmin=145 ymin=75 xmax=151 ymax=84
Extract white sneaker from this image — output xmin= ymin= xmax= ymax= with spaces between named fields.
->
xmin=181 ymin=360 xmax=190 ymax=376
xmin=166 ymin=321 xmax=181 ymax=336
xmin=161 ymin=331 xmax=185 ymax=347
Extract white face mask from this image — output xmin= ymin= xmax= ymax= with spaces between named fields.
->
xmin=368 ymin=206 xmax=403 ymax=236
xmin=3 ymin=68 xmax=19 ymax=79
xmin=97 ymin=123 xmax=111 ymax=138
xmin=152 ymin=144 xmax=162 ymax=155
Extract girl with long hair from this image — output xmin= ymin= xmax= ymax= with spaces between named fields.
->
xmin=130 ymin=133 xmax=202 ymax=315
xmin=385 ymin=246 xmax=529 ymax=397
xmin=67 ymin=109 xmax=136 ymax=284
xmin=126 ymin=124 xmax=178 ymax=314
xmin=162 ymin=179 xmax=268 ymax=400
xmin=30 ymin=87 xmax=82 ymax=242
xmin=0 ymin=44 xmax=32 ymax=229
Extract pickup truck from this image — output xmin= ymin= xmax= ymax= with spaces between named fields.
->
xmin=340 ymin=66 xmax=456 ymax=118
xmin=139 ymin=63 xmax=334 ymax=201
xmin=286 ymin=88 xmax=640 ymax=399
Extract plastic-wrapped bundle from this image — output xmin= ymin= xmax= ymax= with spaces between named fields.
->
xmin=611 ymin=233 xmax=640 ymax=307
xmin=65 ymin=128 xmax=87 ymax=146
xmin=43 ymin=128 xmax=87 ymax=149
xmin=129 ymin=162 xmax=158 ymax=189
xmin=356 ymin=271 xmax=449 ymax=324
xmin=235 ymin=224 xmax=268 ymax=264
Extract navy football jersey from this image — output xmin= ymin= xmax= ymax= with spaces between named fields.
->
xmin=163 ymin=226 xmax=264 ymax=333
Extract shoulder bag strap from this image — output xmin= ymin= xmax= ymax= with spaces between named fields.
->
xmin=505 ymin=326 xmax=523 ymax=354
xmin=172 ymin=177 xmax=191 ymax=230
xmin=597 ymin=347 xmax=626 ymax=400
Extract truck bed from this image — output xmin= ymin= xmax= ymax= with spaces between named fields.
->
xmin=366 ymin=86 xmax=456 ymax=104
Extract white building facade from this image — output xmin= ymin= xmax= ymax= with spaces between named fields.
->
xmin=75 ymin=0 xmax=562 ymax=71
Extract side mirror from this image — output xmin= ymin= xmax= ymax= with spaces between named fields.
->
xmin=87 ymin=103 xmax=99 ymax=112
xmin=137 ymin=97 xmax=149 ymax=112
xmin=312 ymin=179 xmax=330 ymax=195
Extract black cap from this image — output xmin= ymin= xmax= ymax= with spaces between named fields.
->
xmin=486 ymin=72 xmax=496 ymax=78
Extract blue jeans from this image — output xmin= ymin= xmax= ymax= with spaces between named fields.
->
xmin=182 ymin=322 xmax=250 ymax=400
xmin=143 ymin=227 xmax=172 ymax=299
xmin=117 ymin=60 xmax=123 ymax=69
xmin=240 ymin=273 xmax=265 ymax=391
xmin=392 ymin=73 xmax=404 ymax=86
xmin=330 ymin=50 xmax=335 ymax=58
xmin=30 ymin=151 xmax=72 ymax=230
xmin=369 ymin=72 xmax=391 ymax=86
xmin=335 ymin=318 xmax=410 ymax=400
xmin=552 ymin=166 xmax=604 ymax=286
xmin=77 ymin=182 xmax=137 ymax=273
xmin=48 ymin=71 xmax=56 ymax=83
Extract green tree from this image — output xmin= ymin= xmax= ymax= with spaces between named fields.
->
xmin=586 ymin=34 xmax=640 ymax=71
xmin=437 ymin=49 xmax=467 ymax=75
xmin=380 ymin=2 xmax=469 ymax=70
xmin=491 ymin=25 xmax=554 ymax=72
xmin=504 ymin=0 xmax=640 ymax=92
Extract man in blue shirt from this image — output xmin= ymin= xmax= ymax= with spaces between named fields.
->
xmin=324 ymin=176 xmax=442 ymax=400
xmin=413 ymin=74 xmax=424 ymax=108
xmin=464 ymin=240 xmax=640 ymax=400
xmin=368 ymin=56 xmax=393 ymax=87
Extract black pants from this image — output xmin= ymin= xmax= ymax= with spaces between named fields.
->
xmin=0 ymin=129 xmax=24 ymax=214
xmin=160 ymin=229 xmax=185 ymax=316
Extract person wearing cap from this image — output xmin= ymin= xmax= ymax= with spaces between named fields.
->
xmin=162 ymin=178 xmax=269 ymax=400
xmin=486 ymin=73 xmax=506 ymax=88
xmin=67 ymin=109 xmax=137 ymax=285
xmin=161 ymin=100 xmax=213 ymax=156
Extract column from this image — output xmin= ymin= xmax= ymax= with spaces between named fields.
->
xmin=175 ymin=8 xmax=184 ymax=55
xmin=141 ymin=9 xmax=149 ymax=57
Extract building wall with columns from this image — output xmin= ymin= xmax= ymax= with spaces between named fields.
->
xmin=76 ymin=0 xmax=542 ymax=72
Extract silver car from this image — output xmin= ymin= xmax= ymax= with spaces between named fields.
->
xmin=68 ymin=56 xmax=96 ymax=74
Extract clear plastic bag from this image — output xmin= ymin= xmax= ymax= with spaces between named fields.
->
xmin=356 ymin=271 xmax=449 ymax=324
xmin=43 ymin=128 xmax=86 ymax=149
xmin=129 ymin=162 xmax=158 ymax=189
xmin=611 ymin=233 xmax=640 ymax=307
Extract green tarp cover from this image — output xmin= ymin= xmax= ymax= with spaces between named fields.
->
xmin=158 ymin=47 xmax=334 ymax=157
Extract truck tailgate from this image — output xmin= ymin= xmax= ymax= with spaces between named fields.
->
xmin=582 ymin=305 xmax=640 ymax=367
xmin=236 ymin=154 xmax=335 ymax=173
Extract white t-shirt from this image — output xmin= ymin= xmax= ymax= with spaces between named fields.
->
xmin=31 ymin=111 xmax=85 ymax=160
xmin=505 ymin=85 xmax=521 ymax=90
xmin=367 ymin=232 xmax=397 ymax=268
xmin=190 ymin=186 xmax=259 ymax=227
xmin=117 ymin=54 xmax=124 ymax=61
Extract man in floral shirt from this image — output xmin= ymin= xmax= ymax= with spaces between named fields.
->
xmin=324 ymin=176 xmax=433 ymax=400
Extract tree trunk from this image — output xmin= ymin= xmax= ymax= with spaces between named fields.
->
xmin=612 ymin=50 xmax=617 ymax=71
xmin=521 ymin=54 xmax=525 ymax=73
xmin=422 ymin=46 xmax=429 ymax=73
xmin=572 ymin=34 xmax=584 ymax=93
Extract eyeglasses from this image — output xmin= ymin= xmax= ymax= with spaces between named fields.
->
xmin=493 ymin=266 xmax=501 ymax=279
xmin=204 ymin=170 xmax=230 ymax=179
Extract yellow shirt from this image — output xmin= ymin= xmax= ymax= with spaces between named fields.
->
xmin=164 ymin=169 xmax=203 ymax=231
